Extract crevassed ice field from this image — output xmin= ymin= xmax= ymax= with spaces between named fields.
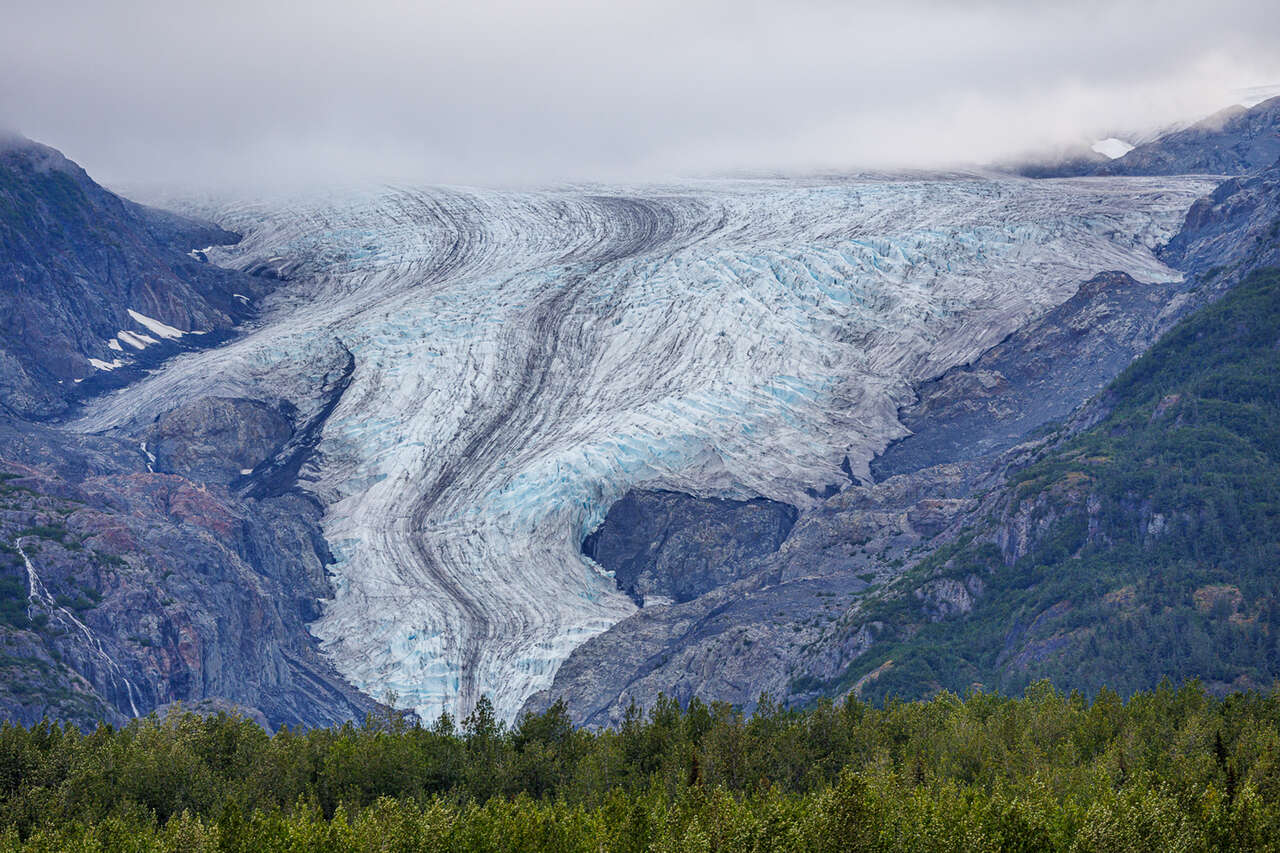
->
xmin=75 ymin=175 xmax=1215 ymax=722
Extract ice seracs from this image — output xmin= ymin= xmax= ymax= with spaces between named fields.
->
xmin=72 ymin=174 xmax=1217 ymax=723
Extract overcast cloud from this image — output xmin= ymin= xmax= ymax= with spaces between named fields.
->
xmin=2 ymin=0 xmax=1279 ymax=188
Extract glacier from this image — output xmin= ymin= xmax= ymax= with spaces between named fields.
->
xmin=72 ymin=174 xmax=1216 ymax=723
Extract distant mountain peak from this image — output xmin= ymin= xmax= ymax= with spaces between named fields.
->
xmin=1095 ymin=95 xmax=1280 ymax=177
xmin=1009 ymin=95 xmax=1280 ymax=179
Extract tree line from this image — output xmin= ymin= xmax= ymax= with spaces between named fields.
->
xmin=0 ymin=680 xmax=1278 ymax=850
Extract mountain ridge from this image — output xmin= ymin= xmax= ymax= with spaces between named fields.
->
xmin=0 ymin=136 xmax=269 ymax=419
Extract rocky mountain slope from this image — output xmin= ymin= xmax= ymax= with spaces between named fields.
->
xmin=1010 ymin=96 xmax=1280 ymax=180
xmin=0 ymin=416 xmax=381 ymax=728
xmin=1096 ymin=96 xmax=1280 ymax=177
xmin=0 ymin=136 xmax=276 ymax=419
xmin=823 ymin=262 xmax=1280 ymax=704
xmin=0 ymin=142 xmax=381 ymax=728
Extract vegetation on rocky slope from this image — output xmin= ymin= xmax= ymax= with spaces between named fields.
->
xmin=830 ymin=266 xmax=1280 ymax=704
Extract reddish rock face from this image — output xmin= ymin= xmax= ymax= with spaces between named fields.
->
xmin=0 ymin=417 xmax=384 ymax=731
xmin=157 ymin=478 xmax=238 ymax=539
xmin=76 ymin=520 xmax=139 ymax=554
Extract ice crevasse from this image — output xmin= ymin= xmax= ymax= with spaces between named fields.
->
xmin=74 ymin=174 xmax=1216 ymax=722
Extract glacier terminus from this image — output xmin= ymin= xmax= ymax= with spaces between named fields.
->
xmin=71 ymin=174 xmax=1215 ymax=723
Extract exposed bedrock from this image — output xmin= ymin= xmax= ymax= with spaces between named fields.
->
xmin=1161 ymin=161 xmax=1280 ymax=279
xmin=0 ymin=414 xmax=384 ymax=729
xmin=870 ymin=269 xmax=1191 ymax=480
xmin=145 ymin=397 xmax=293 ymax=484
xmin=583 ymin=489 xmax=797 ymax=606
xmin=525 ymin=461 xmax=985 ymax=727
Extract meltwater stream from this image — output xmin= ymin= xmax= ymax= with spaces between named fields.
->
xmin=73 ymin=175 xmax=1214 ymax=722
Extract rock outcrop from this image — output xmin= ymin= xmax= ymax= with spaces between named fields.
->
xmin=1160 ymin=160 xmax=1280 ymax=278
xmin=870 ymin=270 xmax=1194 ymax=479
xmin=583 ymin=490 xmax=797 ymax=606
xmin=146 ymin=397 xmax=293 ymax=485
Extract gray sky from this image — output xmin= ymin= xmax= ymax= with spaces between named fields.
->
xmin=2 ymin=0 xmax=1279 ymax=188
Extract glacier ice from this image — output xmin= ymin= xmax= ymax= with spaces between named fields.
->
xmin=72 ymin=174 xmax=1216 ymax=722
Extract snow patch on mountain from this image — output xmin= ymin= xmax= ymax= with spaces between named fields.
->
xmin=1092 ymin=138 xmax=1135 ymax=159
xmin=116 ymin=330 xmax=158 ymax=350
xmin=127 ymin=309 xmax=187 ymax=340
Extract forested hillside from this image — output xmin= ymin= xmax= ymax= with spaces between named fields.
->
xmin=830 ymin=266 xmax=1280 ymax=704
